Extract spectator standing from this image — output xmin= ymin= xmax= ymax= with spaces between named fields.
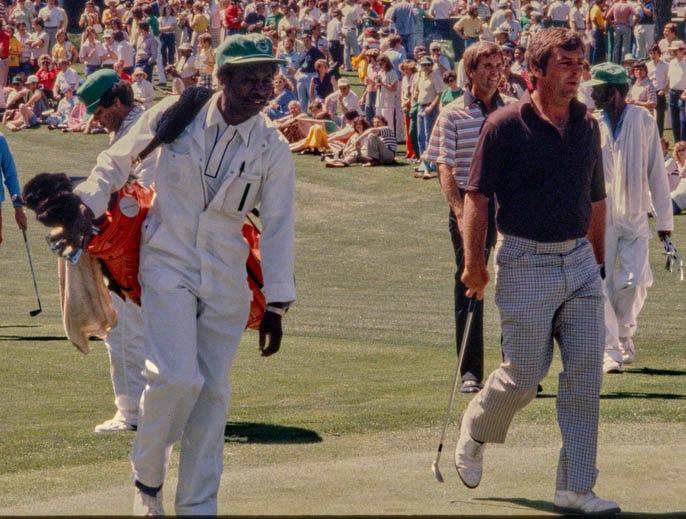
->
xmin=414 ymin=55 xmax=444 ymax=177
xmin=439 ymin=70 xmax=462 ymax=106
xmin=546 ymin=0 xmax=570 ymax=27
xmin=0 ymin=132 xmax=27 ymax=247
xmin=454 ymin=6 xmax=482 ymax=50
xmin=327 ymin=9 xmax=344 ymax=74
xmin=589 ymin=0 xmax=606 ymax=64
xmin=647 ymin=44 xmax=668 ymax=135
xmin=79 ymin=1 xmax=102 ymax=36
xmin=134 ymin=21 xmax=158 ymax=80
xmin=667 ymin=40 xmax=686 ymax=141
xmin=208 ymin=0 xmax=223 ymax=46
xmin=80 ymin=27 xmax=105 ymax=76
xmin=400 ymin=58 xmax=418 ymax=160
xmin=115 ymin=30 xmax=136 ymax=74
xmin=276 ymin=36 xmax=303 ymax=84
xmin=376 ymin=53 xmax=403 ymax=141
xmin=51 ymin=30 xmax=77 ymax=63
xmin=362 ymin=49 xmax=380 ymax=121
xmin=167 ymin=42 xmax=197 ymax=94
xmin=190 ymin=1 xmax=209 ymax=49
xmin=606 ymin=0 xmax=634 ymax=64
xmin=6 ymin=26 xmax=21 ymax=81
xmin=39 ymin=0 xmax=67 ymax=52
xmin=27 ymin=18 xmax=49 ymax=72
xmin=52 ymin=57 xmax=78 ymax=98
xmin=309 ymin=57 xmax=336 ymax=102
xmin=0 ymin=21 xmax=9 ymax=88
xmin=196 ymin=32 xmax=215 ymax=88
xmin=223 ymin=0 xmax=243 ymax=36
xmin=341 ymin=0 xmax=362 ymax=71
xmin=9 ymin=0 xmax=33 ymax=29
xmin=633 ymin=0 xmax=654 ymax=60
xmin=295 ymin=32 xmax=324 ymax=109
xmin=159 ymin=4 xmax=177 ymax=72
xmin=101 ymin=30 xmax=120 ymax=69
xmin=628 ymin=61 xmax=656 ymax=115
xmin=16 ymin=22 xmax=31 ymax=76
xmin=658 ymin=23 xmax=683 ymax=60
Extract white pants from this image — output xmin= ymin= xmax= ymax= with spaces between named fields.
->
xmin=104 ymin=295 xmax=146 ymax=424
xmin=131 ymin=275 xmax=248 ymax=515
xmin=603 ymin=225 xmax=651 ymax=353
xmin=377 ymin=105 xmax=405 ymax=143
xmin=633 ymin=24 xmax=655 ymax=60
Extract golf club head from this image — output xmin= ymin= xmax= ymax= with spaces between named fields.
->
xmin=431 ymin=460 xmax=444 ymax=483
xmin=29 ymin=309 xmax=42 ymax=317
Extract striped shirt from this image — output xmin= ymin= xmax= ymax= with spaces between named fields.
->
xmin=377 ymin=126 xmax=397 ymax=153
xmin=425 ymin=89 xmax=511 ymax=187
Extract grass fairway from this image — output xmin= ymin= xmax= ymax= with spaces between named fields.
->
xmin=0 ymin=128 xmax=685 ymax=516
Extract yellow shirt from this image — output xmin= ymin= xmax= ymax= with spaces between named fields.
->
xmin=198 ymin=46 xmax=215 ymax=74
xmin=590 ymin=5 xmax=605 ymax=30
xmin=455 ymin=15 xmax=482 ymax=38
xmin=51 ymin=41 xmax=74 ymax=61
xmin=8 ymin=37 xmax=21 ymax=67
xmin=191 ymin=13 xmax=209 ymax=33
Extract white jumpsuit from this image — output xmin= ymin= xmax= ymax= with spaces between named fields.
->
xmin=596 ymin=105 xmax=673 ymax=358
xmin=75 ymin=94 xmax=297 ymax=514
xmin=95 ymin=105 xmax=156 ymax=428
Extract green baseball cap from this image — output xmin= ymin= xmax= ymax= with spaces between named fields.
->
xmin=216 ymin=33 xmax=285 ymax=68
xmin=582 ymin=62 xmax=629 ymax=88
xmin=77 ymin=69 xmax=120 ymax=114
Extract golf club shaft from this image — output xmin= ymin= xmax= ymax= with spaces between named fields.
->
xmin=433 ymin=298 xmax=477 ymax=466
xmin=22 ymin=230 xmax=42 ymax=313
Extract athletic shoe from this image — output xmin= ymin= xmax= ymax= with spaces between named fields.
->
xmin=460 ymin=380 xmax=482 ymax=393
xmin=553 ymin=490 xmax=621 ymax=515
xmin=94 ymin=411 xmax=137 ymax=433
xmin=133 ymin=488 xmax=164 ymax=516
xmin=454 ymin=414 xmax=485 ymax=489
xmin=619 ymin=337 xmax=636 ymax=364
xmin=603 ymin=354 xmax=623 ymax=374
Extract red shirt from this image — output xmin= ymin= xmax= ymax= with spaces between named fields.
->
xmin=224 ymin=4 xmax=243 ymax=29
xmin=0 ymin=31 xmax=9 ymax=60
xmin=36 ymin=68 xmax=56 ymax=91
xmin=119 ymin=71 xmax=132 ymax=82
xmin=371 ymin=0 xmax=384 ymax=17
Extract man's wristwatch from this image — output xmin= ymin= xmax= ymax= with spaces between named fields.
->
xmin=266 ymin=304 xmax=288 ymax=317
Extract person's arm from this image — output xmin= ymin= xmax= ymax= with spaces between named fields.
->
xmin=587 ymin=200 xmax=605 ymax=266
xmin=646 ymin=115 xmax=675 ymax=235
xmin=0 ymin=136 xmax=27 ymax=230
xmin=309 ymin=76 xmax=315 ymax=103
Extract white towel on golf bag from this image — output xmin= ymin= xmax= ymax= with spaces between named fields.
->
xmin=58 ymin=255 xmax=118 ymax=354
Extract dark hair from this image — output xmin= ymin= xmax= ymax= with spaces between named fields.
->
xmin=526 ymin=28 xmax=585 ymax=83
xmin=649 ymin=44 xmax=661 ymax=55
xmin=343 ymin=110 xmax=359 ymax=121
xmin=665 ymin=22 xmax=677 ymax=34
xmin=138 ymin=21 xmax=150 ymax=32
xmin=33 ymin=17 xmax=44 ymax=27
xmin=99 ymin=80 xmax=134 ymax=109
xmin=463 ymin=41 xmax=503 ymax=81
xmin=114 ymin=30 xmax=125 ymax=42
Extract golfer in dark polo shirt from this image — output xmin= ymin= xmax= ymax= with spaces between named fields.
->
xmin=454 ymin=28 xmax=621 ymax=515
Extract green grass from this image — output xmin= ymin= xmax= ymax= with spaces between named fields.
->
xmin=0 ymin=124 xmax=685 ymax=515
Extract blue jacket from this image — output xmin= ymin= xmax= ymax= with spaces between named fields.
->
xmin=0 ymin=134 xmax=22 ymax=208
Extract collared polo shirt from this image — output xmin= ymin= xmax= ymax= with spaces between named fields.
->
xmin=425 ymin=89 xmax=508 ymax=188
xmin=467 ymin=93 xmax=606 ymax=243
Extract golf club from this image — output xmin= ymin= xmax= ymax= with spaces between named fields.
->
xmin=431 ymin=297 xmax=477 ymax=483
xmin=22 ymin=229 xmax=42 ymax=317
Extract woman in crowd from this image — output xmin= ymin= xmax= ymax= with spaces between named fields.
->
xmin=26 ymin=18 xmax=49 ymax=72
xmin=45 ymin=84 xmax=76 ymax=129
xmin=440 ymin=70 xmax=462 ymax=106
xmin=80 ymin=26 xmax=105 ymax=76
xmin=6 ymin=26 xmax=22 ymax=80
xmin=35 ymin=54 xmax=56 ymax=98
xmin=195 ymin=32 xmax=215 ymax=88
xmin=324 ymin=116 xmax=371 ymax=167
xmin=79 ymin=0 xmax=102 ymax=35
xmin=413 ymin=55 xmax=444 ymax=177
xmin=309 ymin=57 xmax=336 ymax=102
xmin=375 ymin=54 xmax=402 ymax=142
xmin=400 ymin=59 xmax=418 ymax=162
xmin=361 ymin=48 xmax=380 ymax=121
xmin=131 ymin=66 xmax=154 ymax=108
xmin=267 ymin=73 xmax=298 ymax=120
xmin=51 ymin=29 xmax=77 ymax=63
xmin=159 ymin=4 xmax=177 ymax=72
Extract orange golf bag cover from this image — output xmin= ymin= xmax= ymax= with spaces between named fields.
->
xmin=243 ymin=219 xmax=266 ymax=330
xmin=85 ymin=182 xmax=154 ymax=305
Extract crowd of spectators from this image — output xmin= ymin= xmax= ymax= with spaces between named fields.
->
xmin=0 ymin=0 xmax=684 ymax=179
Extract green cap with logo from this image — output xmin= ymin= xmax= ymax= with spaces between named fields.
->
xmin=582 ymin=62 xmax=629 ymax=88
xmin=77 ymin=68 xmax=120 ymax=114
xmin=216 ymin=33 xmax=285 ymax=68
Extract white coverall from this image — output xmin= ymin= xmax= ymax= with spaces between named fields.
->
xmin=99 ymin=105 xmax=156 ymax=428
xmin=75 ymin=93 xmax=296 ymax=514
xmin=596 ymin=105 xmax=673 ymax=358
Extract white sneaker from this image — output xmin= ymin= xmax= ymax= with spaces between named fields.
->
xmin=133 ymin=488 xmax=164 ymax=516
xmin=619 ymin=337 xmax=636 ymax=364
xmin=554 ymin=490 xmax=621 ymax=515
xmin=603 ymin=352 xmax=623 ymax=374
xmin=94 ymin=411 xmax=137 ymax=433
xmin=454 ymin=414 xmax=485 ymax=489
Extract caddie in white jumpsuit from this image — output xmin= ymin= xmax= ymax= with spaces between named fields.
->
xmin=73 ymin=35 xmax=296 ymax=515
xmin=587 ymin=63 xmax=674 ymax=374
xmin=74 ymin=70 xmax=155 ymax=434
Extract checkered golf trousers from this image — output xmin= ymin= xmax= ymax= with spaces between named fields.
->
xmin=463 ymin=234 xmax=604 ymax=493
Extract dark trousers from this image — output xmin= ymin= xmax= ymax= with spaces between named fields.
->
xmin=591 ymin=28 xmax=606 ymax=64
xmin=448 ymin=196 xmax=496 ymax=383
xmin=329 ymin=40 xmax=343 ymax=79
xmin=669 ymin=89 xmax=684 ymax=142
xmin=160 ymin=33 xmax=175 ymax=68
xmin=656 ymin=91 xmax=666 ymax=137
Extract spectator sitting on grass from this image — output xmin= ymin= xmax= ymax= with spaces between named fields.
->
xmin=4 ymin=74 xmax=48 ymax=131
xmin=267 ymin=73 xmax=297 ymax=120
xmin=131 ymin=66 xmax=154 ymax=108
xmin=35 ymin=54 xmax=56 ymax=100
xmin=52 ymin=58 xmax=78 ymax=100
xmin=276 ymin=99 xmax=332 ymax=142
xmin=45 ymin=84 xmax=76 ymax=129
xmin=290 ymin=109 xmax=359 ymax=154
xmin=324 ymin=114 xmax=397 ymax=167
xmin=114 ymin=59 xmax=132 ymax=81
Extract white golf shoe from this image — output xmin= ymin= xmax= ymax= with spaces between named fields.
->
xmin=133 ymin=488 xmax=164 ymax=516
xmin=454 ymin=415 xmax=485 ymax=489
xmin=554 ymin=490 xmax=621 ymax=515
xmin=603 ymin=352 xmax=624 ymax=373
xmin=94 ymin=411 xmax=137 ymax=433
xmin=619 ymin=337 xmax=636 ymax=365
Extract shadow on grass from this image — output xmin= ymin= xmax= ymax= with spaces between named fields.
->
xmin=472 ymin=497 xmax=684 ymax=517
xmin=624 ymin=367 xmax=686 ymax=377
xmin=224 ymin=421 xmax=322 ymax=444
xmin=0 ymin=335 xmax=66 ymax=341
xmin=536 ymin=391 xmax=685 ymax=400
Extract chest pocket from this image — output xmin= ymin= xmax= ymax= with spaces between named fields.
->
xmin=220 ymin=170 xmax=262 ymax=215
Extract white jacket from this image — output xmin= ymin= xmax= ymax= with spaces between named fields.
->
xmin=75 ymin=94 xmax=296 ymax=305
xmin=596 ymin=104 xmax=673 ymax=236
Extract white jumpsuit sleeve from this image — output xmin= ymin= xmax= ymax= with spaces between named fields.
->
xmin=646 ymin=117 xmax=674 ymax=232
xmin=259 ymin=132 xmax=296 ymax=304
xmin=74 ymin=96 xmax=177 ymax=217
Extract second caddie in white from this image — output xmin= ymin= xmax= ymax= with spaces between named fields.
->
xmin=73 ymin=33 xmax=296 ymax=515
